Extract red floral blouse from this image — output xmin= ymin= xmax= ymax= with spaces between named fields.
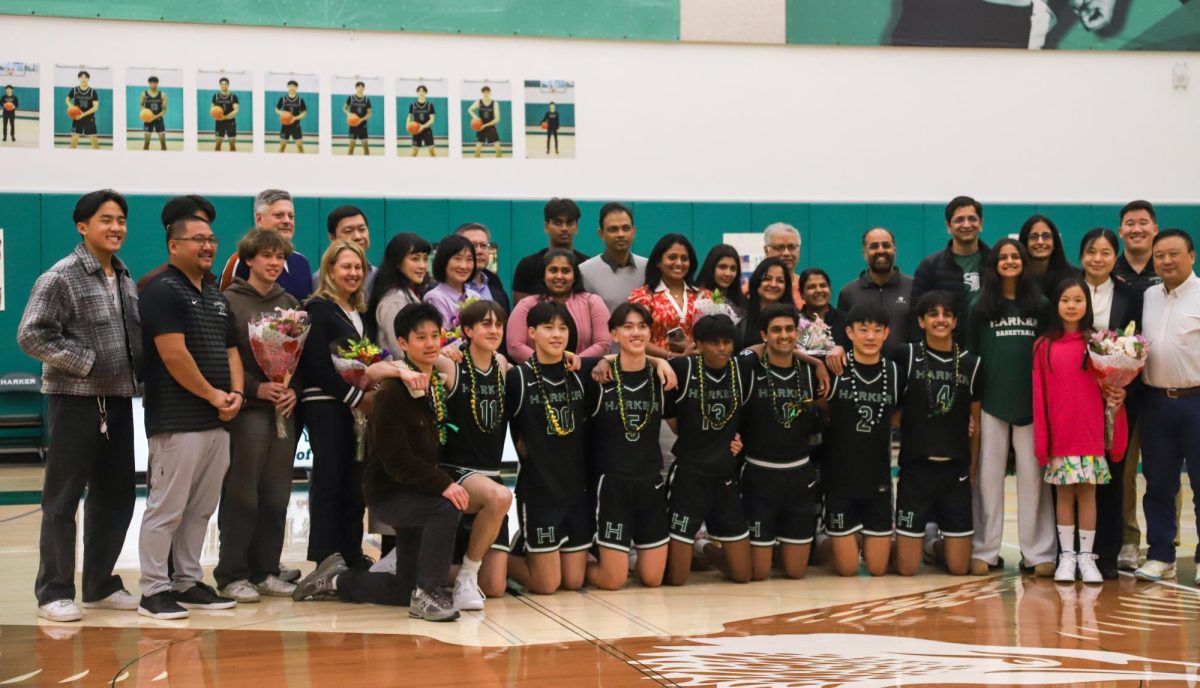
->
xmin=628 ymin=284 xmax=711 ymax=348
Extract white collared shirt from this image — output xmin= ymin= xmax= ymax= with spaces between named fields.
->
xmin=654 ymin=280 xmax=690 ymax=323
xmin=1142 ymin=272 xmax=1200 ymax=389
xmin=1089 ymin=277 xmax=1115 ymax=332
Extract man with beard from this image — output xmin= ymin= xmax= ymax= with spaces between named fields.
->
xmin=837 ymin=227 xmax=913 ymax=355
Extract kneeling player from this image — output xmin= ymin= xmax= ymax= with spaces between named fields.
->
xmin=739 ymin=304 xmax=824 ymax=580
xmin=436 ymin=300 xmax=514 ymax=608
xmin=664 ymin=314 xmax=752 ymax=585
xmin=823 ymin=303 xmax=902 ymax=577
xmin=506 ymin=302 xmax=591 ymax=594
xmin=586 ymin=303 xmax=670 ymax=590
xmin=893 ymin=292 xmax=981 ymax=576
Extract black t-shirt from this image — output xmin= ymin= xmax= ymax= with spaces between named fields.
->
xmin=442 ymin=354 xmax=506 ymax=472
xmin=824 ymin=359 xmax=902 ymax=498
xmin=345 ymin=95 xmax=371 ymax=119
xmin=139 ymin=265 xmax=237 ymax=437
xmin=543 ymin=111 xmax=560 ymax=132
xmin=2 ymin=94 xmax=18 ymax=112
xmin=894 ymin=343 xmax=981 ymax=465
xmin=511 ymin=248 xmax=590 ymax=296
xmin=212 ymin=91 xmax=238 ymax=115
xmin=70 ymin=86 xmax=97 ymax=122
xmin=409 ymin=100 xmax=435 ymax=124
xmin=586 ymin=365 xmax=664 ymax=481
xmin=143 ymin=91 xmax=163 ymax=114
xmin=507 ymin=359 xmax=587 ymax=505
xmin=276 ymin=95 xmax=306 ymax=117
xmin=667 ymin=355 xmax=752 ymax=477
xmin=739 ymin=351 xmax=820 ymax=464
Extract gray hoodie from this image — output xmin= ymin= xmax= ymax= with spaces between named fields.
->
xmin=222 ymin=276 xmax=301 ymax=410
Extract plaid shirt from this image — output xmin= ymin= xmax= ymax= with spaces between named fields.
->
xmin=18 ymin=243 xmax=142 ymax=397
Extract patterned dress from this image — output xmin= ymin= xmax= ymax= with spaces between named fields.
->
xmin=628 ymin=284 xmax=711 ymax=349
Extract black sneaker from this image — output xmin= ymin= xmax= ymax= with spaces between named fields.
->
xmin=138 ymin=592 xmax=189 ymax=620
xmin=293 ymin=553 xmax=348 ymax=601
xmin=175 ymin=582 xmax=236 ymax=610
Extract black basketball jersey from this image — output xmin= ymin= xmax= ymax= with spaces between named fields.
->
xmin=740 ymin=352 xmax=819 ymax=464
xmin=586 ymin=366 xmax=664 ymax=481
xmin=477 ymin=100 xmax=495 ymax=125
xmin=142 ymin=91 xmax=163 ymax=114
xmin=507 ymin=360 xmax=587 ymax=506
xmin=70 ymin=86 xmax=97 ymax=121
xmin=824 ymin=359 xmax=902 ymax=498
xmin=346 ymin=95 xmax=370 ymax=118
xmin=668 ymin=355 xmax=752 ymax=477
xmin=409 ymin=100 xmax=434 ymax=124
xmin=277 ymin=95 xmax=306 ymax=117
xmin=442 ymin=356 xmax=506 ymax=472
xmin=896 ymin=343 xmax=981 ymax=466
xmin=213 ymin=91 xmax=238 ymax=115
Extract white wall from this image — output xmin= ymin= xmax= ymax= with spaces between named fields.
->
xmin=1 ymin=14 xmax=1197 ymax=202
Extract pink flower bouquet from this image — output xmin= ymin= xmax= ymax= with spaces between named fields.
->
xmin=248 ymin=307 xmax=311 ymax=439
xmin=1087 ymin=321 xmax=1149 ymax=450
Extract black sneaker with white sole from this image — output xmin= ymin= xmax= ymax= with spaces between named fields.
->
xmin=138 ymin=592 xmax=189 ymax=620
xmin=175 ymin=582 xmax=237 ymax=610
xmin=293 ymin=553 xmax=349 ymax=601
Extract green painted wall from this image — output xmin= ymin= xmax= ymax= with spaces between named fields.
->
xmin=3 ymin=193 xmax=1198 ymax=431
xmin=124 ymin=86 xmax=183 ymax=131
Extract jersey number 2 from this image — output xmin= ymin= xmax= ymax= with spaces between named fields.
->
xmin=856 ymin=406 xmax=873 ymax=433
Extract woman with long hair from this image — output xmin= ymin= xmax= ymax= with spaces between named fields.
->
xmin=629 ymin=234 xmax=710 ymax=359
xmin=968 ymin=238 xmax=1056 ymax=578
xmin=369 ymin=232 xmax=431 ymax=356
xmin=696 ymin=244 xmax=747 ymax=317
xmin=505 ymin=249 xmax=611 ymax=363
xmin=798 ymin=267 xmax=846 ymax=347
xmin=738 ymin=257 xmax=791 ymax=348
xmin=1019 ymin=214 xmax=1077 ymax=297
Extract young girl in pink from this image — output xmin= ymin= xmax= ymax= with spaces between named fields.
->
xmin=1034 ymin=277 xmax=1127 ymax=585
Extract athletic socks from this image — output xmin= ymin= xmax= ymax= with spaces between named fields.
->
xmin=1078 ymin=529 xmax=1096 ymax=555
xmin=1058 ymin=525 xmax=1076 ymax=553
xmin=459 ymin=556 xmax=482 ymax=577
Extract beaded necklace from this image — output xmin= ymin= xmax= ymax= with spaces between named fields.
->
xmin=919 ymin=341 xmax=960 ymax=418
xmin=696 ymin=355 xmax=739 ymax=430
xmin=760 ymin=350 xmax=809 ymax=428
xmin=612 ymin=355 xmax=656 ymax=441
xmin=463 ymin=345 xmax=505 ymax=433
xmin=403 ymin=359 xmax=454 ymax=445
xmin=846 ymin=351 xmax=889 ymax=430
xmin=528 ymin=356 xmax=573 ymax=437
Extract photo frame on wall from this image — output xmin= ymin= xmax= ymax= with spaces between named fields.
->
xmin=265 ymin=71 xmax=318 ymax=155
xmin=54 ymin=64 xmax=112 ymax=150
xmin=198 ymin=68 xmax=254 ymax=153
xmin=0 ymin=61 xmax=39 ymax=148
xmin=525 ymin=80 xmax=575 ymax=159
xmin=460 ymin=79 xmax=511 ymax=159
xmin=125 ymin=67 xmax=183 ymax=152
xmin=396 ymin=77 xmax=448 ymax=158
xmin=331 ymin=74 xmax=383 ymax=156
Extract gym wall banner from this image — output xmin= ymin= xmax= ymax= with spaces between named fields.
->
xmin=331 ymin=74 xmax=383 ymax=157
xmin=0 ymin=61 xmax=38 ymax=149
xmin=198 ymin=68 xmax=254 ymax=154
xmin=265 ymin=71 xmax=318 ymax=155
xmin=524 ymin=80 xmax=575 ymax=160
xmin=54 ymin=64 xmax=112 ymax=150
xmin=397 ymin=77 xmax=449 ymax=158
xmin=460 ymin=79 xmax=512 ymax=160
xmin=125 ymin=66 xmax=182 ymax=152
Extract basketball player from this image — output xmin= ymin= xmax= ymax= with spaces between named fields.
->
xmin=1 ymin=85 xmax=17 ymax=142
xmin=212 ymin=77 xmax=240 ymax=152
xmin=823 ymin=303 xmax=903 ymax=577
xmin=505 ymin=302 xmax=591 ymax=595
xmin=585 ymin=303 xmax=670 ymax=590
xmin=140 ymin=76 xmax=167 ymax=151
xmin=343 ymin=81 xmax=372 ymax=156
xmin=275 ymin=80 xmax=307 ymax=154
xmin=541 ymin=101 xmax=560 ymax=155
xmin=66 ymin=70 xmax=99 ymax=150
xmin=738 ymin=304 xmax=823 ymax=580
xmin=407 ymin=84 xmax=436 ymax=157
xmin=434 ymin=300 xmax=514 ymax=610
xmin=664 ymin=314 xmax=753 ymax=585
xmin=893 ymin=291 xmax=981 ymax=576
xmin=467 ymin=85 xmax=502 ymax=158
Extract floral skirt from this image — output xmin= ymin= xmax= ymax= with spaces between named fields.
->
xmin=1043 ymin=455 xmax=1111 ymax=486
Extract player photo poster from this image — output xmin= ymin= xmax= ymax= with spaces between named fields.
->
xmin=460 ymin=79 xmax=511 ymax=159
xmin=0 ymin=62 xmax=39 ymax=149
xmin=396 ymin=77 xmax=448 ymax=158
xmin=198 ymin=69 xmax=253 ymax=153
xmin=266 ymin=71 xmax=318 ymax=155
xmin=524 ymin=80 xmax=575 ymax=159
xmin=125 ymin=67 xmax=182 ymax=152
xmin=331 ymin=74 xmax=382 ymax=156
xmin=54 ymin=64 xmax=112 ymax=150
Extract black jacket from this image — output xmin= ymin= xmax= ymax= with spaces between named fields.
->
xmin=1108 ymin=278 xmax=1143 ymax=334
xmin=298 ymin=296 xmax=366 ymax=407
xmin=909 ymin=239 xmax=991 ymax=344
xmin=479 ymin=268 xmax=512 ymax=313
xmin=362 ymin=377 xmax=451 ymax=507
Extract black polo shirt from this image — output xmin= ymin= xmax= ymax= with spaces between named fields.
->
xmin=140 ymin=265 xmax=237 ymax=437
xmin=1113 ymin=254 xmax=1162 ymax=293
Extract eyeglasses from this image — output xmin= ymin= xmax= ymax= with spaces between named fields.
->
xmin=176 ymin=235 xmax=220 ymax=247
xmin=1027 ymin=233 xmax=1054 ymax=242
xmin=866 ymin=242 xmax=894 ymax=250
xmin=470 ymin=241 xmax=494 ymax=250
xmin=767 ymin=243 xmax=800 ymax=253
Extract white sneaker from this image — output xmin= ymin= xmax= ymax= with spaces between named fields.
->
xmin=255 ymin=575 xmax=297 ymax=597
xmin=1054 ymin=552 xmax=1078 ymax=583
xmin=453 ymin=574 xmax=485 ymax=611
xmin=81 ymin=589 xmax=138 ymax=610
xmin=38 ymin=599 xmax=82 ymax=622
xmin=1077 ymin=553 xmax=1103 ymax=584
xmin=218 ymin=579 xmax=261 ymax=603
xmin=1134 ymin=559 xmax=1177 ymax=581
xmin=1117 ymin=544 xmax=1141 ymax=571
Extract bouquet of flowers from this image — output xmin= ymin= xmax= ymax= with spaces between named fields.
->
xmin=332 ymin=338 xmax=389 ymax=462
xmin=1087 ymin=321 xmax=1149 ymax=450
xmin=440 ymin=296 xmax=481 ymax=348
xmin=248 ymin=308 xmax=311 ymax=439
xmin=694 ymin=288 xmax=741 ymax=324
xmin=797 ymin=315 xmax=835 ymax=355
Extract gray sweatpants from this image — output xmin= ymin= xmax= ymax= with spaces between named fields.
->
xmin=139 ymin=428 xmax=230 ymax=596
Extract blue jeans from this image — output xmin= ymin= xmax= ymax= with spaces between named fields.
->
xmin=1140 ymin=389 xmax=1200 ymax=564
